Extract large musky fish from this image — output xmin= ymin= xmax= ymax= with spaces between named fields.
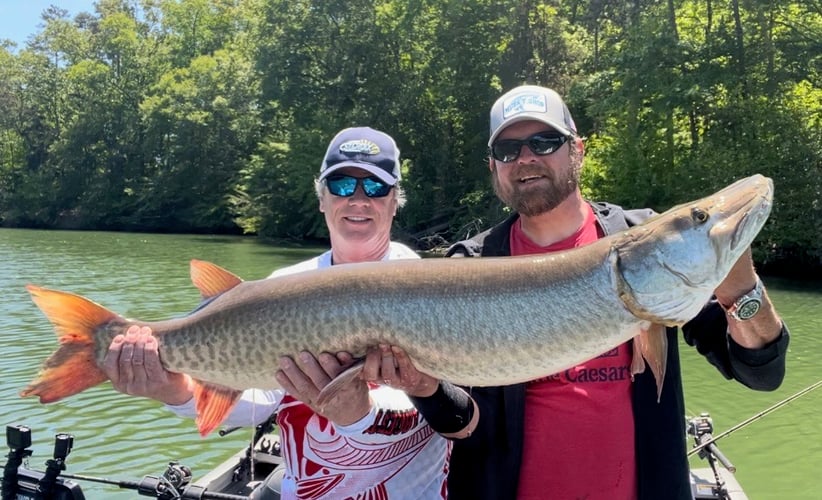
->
xmin=21 ymin=175 xmax=773 ymax=436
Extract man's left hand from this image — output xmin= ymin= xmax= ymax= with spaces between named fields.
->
xmin=362 ymin=344 xmax=439 ymax=397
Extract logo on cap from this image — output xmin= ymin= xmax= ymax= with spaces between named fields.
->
xmin=503 ymin=93 xmax=548 ymax=119
xmin=339 ymin=139 xmax=380 ymax=156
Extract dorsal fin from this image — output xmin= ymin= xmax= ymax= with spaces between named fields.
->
xmin=189 ymin=260 xmax=243 ymax=300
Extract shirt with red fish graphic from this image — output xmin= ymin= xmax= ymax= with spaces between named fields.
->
xmin=167 ymin=242 xmax=450 ymax=499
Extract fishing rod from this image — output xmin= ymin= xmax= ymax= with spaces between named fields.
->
xmin=688 ymin=378 xmax=822 ymax=458
xmin=56 ymin=469 xmax=249 ymax=500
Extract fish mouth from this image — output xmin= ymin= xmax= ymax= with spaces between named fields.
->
xmin=717 ymin=176 xmax=773 ymax=252
xmin=730 ymin=198 xmax=771 ymax=250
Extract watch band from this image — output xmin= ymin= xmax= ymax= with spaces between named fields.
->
xmin=722 ymin=278 xmax=764 ymax=321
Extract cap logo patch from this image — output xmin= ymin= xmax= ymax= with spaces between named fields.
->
xmin=502 ymin=93 xmax=547 ymax=119
xmin=339 ymin=139 xmax=380 ymax=156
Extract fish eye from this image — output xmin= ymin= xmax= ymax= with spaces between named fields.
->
xmin=691 ymin=208 xmax=709 ymax=224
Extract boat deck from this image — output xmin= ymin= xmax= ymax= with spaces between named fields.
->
xmin=691 ymin=467 xmax=748 ymax=500
xmin=195 ymin=432 xmax=747 ymax=500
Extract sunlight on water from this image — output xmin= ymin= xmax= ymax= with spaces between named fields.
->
xmin=1 ymin=228 xmax=820 ymax=499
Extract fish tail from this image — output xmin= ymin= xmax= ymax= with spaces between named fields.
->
xmin=20 ymin=285 xmax=118 ymax=403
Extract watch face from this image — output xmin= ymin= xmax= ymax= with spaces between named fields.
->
xmin=737 ymin=299 xmax=761 ymax=320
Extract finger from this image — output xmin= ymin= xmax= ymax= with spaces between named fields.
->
xmin=142 ymin=335 xmax=165 ymax=379
xmin=297 ymin=351 xmax=332 ymax=387
xmin=125 ymin=324 xmax=142 ymax=336
xmin=393 ymin=345 xmax=437 ymax=395
xmin=275 ymin=366 xmax=297 ymax=395
xmin=102 ymin=335 xmax=126 ymax=385
xmin=128 ymin=332 xmax=151 ymax=391
xmin=118 ymin=331 xmax=137 ymax=386
xmin=392 ymin=346 xmax=418 ymax=386
xmin=276 ymin=356 xmax=318 ymax=406
xmin=335 ymin=351 xmax=355 ymax=367
xmin=361 ymin=346 xmax=382 ymax=381
xmin=380 ymin=344 xmax=399 ymax=384
xmin=131 ymin=333 xmax=147 ymax=366
xmin=318 ymin=352 xmax=344 ymax=379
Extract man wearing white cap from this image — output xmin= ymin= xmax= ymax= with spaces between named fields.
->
xmin=443 ymin=85 xmax=789 ymax=499
xmin=102 ymin=127 xmax=477 ymax=499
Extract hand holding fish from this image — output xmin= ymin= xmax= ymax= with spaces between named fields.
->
xmin=362 ymin=344 xmax=439 ymax=397
xmin=102 ymin=325 xmax=193 ymax=405
xmin=275 ymin=351 xmax=371 ymax=426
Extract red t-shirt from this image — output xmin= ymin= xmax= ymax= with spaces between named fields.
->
xmin=511 ymin=206 xmax=638 ymax=500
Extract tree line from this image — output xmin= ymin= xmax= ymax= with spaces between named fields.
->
xmin=0 ymin=0 xmax=819 ymax=275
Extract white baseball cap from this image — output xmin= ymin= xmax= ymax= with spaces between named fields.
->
xmin=488 ymin=85 xmax=577 ymax=146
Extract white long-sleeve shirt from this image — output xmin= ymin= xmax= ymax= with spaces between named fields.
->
xmin=167 ymin=242 xmax=450 ymax=499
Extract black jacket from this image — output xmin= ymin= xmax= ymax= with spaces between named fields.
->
xmin=444 ymin=202 xmax=789 ymax=500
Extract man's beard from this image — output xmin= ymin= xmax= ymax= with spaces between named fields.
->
xmin=492 ymin=158 xmax=581 ymax=216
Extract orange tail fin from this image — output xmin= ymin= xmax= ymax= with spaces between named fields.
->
xmin=21 ymin=285 xmax=119 ymax=403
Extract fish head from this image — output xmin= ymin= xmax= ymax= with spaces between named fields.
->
xmin=613 ymin=174 xmax=773 ymax=324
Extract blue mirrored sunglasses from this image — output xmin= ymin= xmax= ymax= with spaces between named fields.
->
xmin=490 ymin=132 xmax=569 ymax=163
xmin=325 ymin=174 xmax=393 ymax=198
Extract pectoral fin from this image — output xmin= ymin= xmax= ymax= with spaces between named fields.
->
xmin=631 ymin=323 xmax=668 ymax=401
xmin=191 ymin=380 xmax=243 ymax=437
xmin=315 ymin=360 xmax=366 ymax=411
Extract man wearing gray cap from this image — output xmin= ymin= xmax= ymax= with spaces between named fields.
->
xmin=103 ymin=127 xmax=477 ymax=499
xmin=443 ymin=85 xmax=789 ymax=499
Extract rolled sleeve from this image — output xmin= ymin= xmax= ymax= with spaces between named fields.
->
xmin=728 ymin=324 xmax=790 ymax=391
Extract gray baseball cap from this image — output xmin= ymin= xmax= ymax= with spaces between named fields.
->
xmin=319 ymin=127 xmax=401 ymax=185
xmin=488 ymin=85 xmax=577 ymax=146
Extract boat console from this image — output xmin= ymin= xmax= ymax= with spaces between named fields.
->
xmin=1 ymin=424 xmax=252 ymax=500
xmin=2 ymin=425 xmax=85 ymax=500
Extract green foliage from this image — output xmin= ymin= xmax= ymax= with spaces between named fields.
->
xmin=0 ymin=0 xmax=818 ymax=271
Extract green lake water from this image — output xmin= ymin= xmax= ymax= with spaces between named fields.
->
xmin=0 ymin=228 xmax=819 ymax=499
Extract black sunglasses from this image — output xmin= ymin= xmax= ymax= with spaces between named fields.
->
xmin=490 ymin=132 xmax=569 ymax=163
xmin=325 ymin=174 xmax=393 ymax=198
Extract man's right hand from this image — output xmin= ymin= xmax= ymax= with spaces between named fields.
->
xmin=102 ymin=325 xmax=193 ymax=405
xmin=275 ymin=351 xmax=371 ymax=426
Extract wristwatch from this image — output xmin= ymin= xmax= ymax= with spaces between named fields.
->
xmin=722 ymin=278 xmax=764 ymax=321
